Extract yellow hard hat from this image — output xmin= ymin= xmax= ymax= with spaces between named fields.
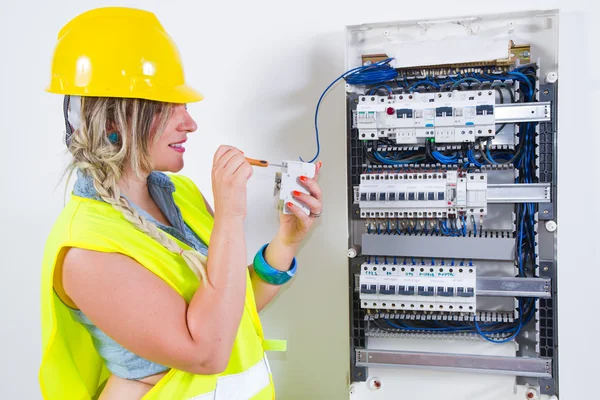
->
xmin=46 ymin=7 xmax=203 ymax=103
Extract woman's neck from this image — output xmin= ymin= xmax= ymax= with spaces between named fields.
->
xmin=118 ymin=167 xmax=152 ymax=207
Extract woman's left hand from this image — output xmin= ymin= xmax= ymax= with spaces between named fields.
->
xmin=276 ymin=161 xmax=323 ymax=247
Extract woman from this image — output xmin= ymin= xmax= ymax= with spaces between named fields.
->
xmin=40 ymin=7 xmax=322 ymax=400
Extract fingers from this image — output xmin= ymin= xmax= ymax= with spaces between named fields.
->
xmin=213 ymin=145 xmax=243 ymax=167
xmin=286 ymin=202 xmax=310 ymax=227
xmin=298 ymin=175 xmax=322 ymax=201
xmin=292 ymin=190 xmax=321 ymax=215
xmin=313 ymin=161 xmax=322 ymax=181
xmin=213 ymin=147 xmax=253 ymax=180
xmin=225 ymin=153 xmax=253 ymax=179
xmin=213 ymin=145 xmax=237 ymax=165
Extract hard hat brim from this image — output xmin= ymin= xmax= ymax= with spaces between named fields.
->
xmin=45 ymin=82 xmax=204 ymax=104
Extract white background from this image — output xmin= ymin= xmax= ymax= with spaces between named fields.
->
xmin=0 ymin=0 xmax=598 ymax=399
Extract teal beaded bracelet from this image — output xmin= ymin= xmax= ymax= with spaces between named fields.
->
xmin=253 ymin=244 xmax=297 ymax=285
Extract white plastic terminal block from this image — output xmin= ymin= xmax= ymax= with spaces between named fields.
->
xmin=277 ymin=161 xmax=316 ymax=215
xmin=356 ymin=90 xmax=495 ymax=143
xmin=359 ymin=262 xmax=477 ymax=312
xmin=357 ymin=171 xmax=487 ymax=218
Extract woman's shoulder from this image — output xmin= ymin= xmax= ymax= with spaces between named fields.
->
xmin=59 ymin=195 xmax=143 ymax=243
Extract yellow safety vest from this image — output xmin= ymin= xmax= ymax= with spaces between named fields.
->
xmin=39 ymin=174 xmax=282 ymax=399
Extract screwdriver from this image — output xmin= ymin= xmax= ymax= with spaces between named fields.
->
xmin=245 ymin=157 xmax=284 ymax=168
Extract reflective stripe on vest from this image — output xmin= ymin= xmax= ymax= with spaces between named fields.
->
xmin=190 ymin=354 xmax=271 ymax=400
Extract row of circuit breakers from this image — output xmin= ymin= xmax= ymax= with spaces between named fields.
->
xmin=360 ymin=264 xmax=477 ymax=313
xmin=356 ymin=90 xmax=495 ymax=143
xmin=356 ymin=171 xmax=487 ymax=218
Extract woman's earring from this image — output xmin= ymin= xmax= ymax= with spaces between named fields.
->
xmin=108 ymin=132 xmax=119 ymax=144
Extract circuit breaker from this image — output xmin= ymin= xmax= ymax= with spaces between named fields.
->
xmin=356 ymin=90 xmax=496 ymax=143
xmin=344 ymin=10 xmax=558 ymax=400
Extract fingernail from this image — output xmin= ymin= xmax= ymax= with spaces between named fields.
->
xmin=292 ymin=190 xmax=301 ymax=197
xmin=287 ymin=202 xmax=293 ymax=208
xmin=318 ymin=161 xmax=323 ymax=168
xmin=300 ymin=176 xmax=307 ymax=182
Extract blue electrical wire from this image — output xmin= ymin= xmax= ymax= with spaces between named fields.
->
xmin=486 ymin=141 xmax=499 ymax=165
xmin=373 ymin=151 xmax=426 ymax=165
xmin=386 ymin=319 xmax=477 ymax=333
xmin=467 ymin=149 xmax=482 ymax=167
xmin=431 ymin=150 xmax=459 ymax=165
xmin=507 ymin=71 xmax=533 ymax=99
xmin=473 ymin=307 xmax=523 ymax=343
xmin=369 ymin=84 xmax=394 ymax=95
xmin=451 ymin=77 xmax=482 ymax=90
xmin=408 ymin=80 xmax=440 ymax=92
xmin=301 ymin=58 xmax=397 ymax=163
xmin=345 ymin=58 xmax=398 ymax=85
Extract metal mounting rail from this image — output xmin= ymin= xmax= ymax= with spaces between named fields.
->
xmin=476 ymin=277 xmax=551 ymax=298
xmin=355 ymin=349 xmax=552 ymax=378
xmin=487 ymin=183 xmax=551 ymax=203
xmin=495 ymin=102 xmax=551 ymax=123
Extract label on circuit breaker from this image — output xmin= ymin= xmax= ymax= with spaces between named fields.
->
xmin=356 ymin=90 xmax=495 ymax=144
xmin=357 ymin=171 xmax=487 ymax=218
xmin=359 ymin=263 xmax=477 ymax=313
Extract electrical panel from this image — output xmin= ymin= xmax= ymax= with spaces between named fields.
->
xmin=343 ymin=10 xmax=559 ymax=400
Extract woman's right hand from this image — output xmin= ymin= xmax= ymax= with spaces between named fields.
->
xmin=211 ymin=145 xmax=253 ymax=220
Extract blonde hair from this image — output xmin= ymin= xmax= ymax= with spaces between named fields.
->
xmin=66 ymin=96 xmax=209 ymax=285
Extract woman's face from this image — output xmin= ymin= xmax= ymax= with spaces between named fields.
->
xmin=150 ymin=104 xmax=197 ymax=172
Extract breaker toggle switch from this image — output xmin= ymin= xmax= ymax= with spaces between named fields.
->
xmin=379 ymin=285 xmax=397 ymax=295
xmin=457 ymin=287 xmax=475 ymax=297
xmin=438 ymin=287 xmax=455 ymax=297
xmin=361 ymin=284 xmax=377 ymax=294
xmin=417 ymin=286 xmax=435 ymax=296
xmin=398 ymin=285 xmax=415 ymax=295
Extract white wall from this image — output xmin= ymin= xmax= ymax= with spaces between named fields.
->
xmin=0 ymin=0 xmax=598 ymax=399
